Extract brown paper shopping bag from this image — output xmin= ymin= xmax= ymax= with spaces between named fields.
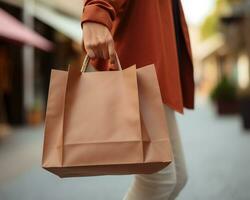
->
xmin=42 ymin=54 xmax=172 ymax=178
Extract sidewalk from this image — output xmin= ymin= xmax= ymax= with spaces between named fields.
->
xmin=0 ymin=101 xmax=250 ymax=200
xmin=177 ymin=101 xmax=250 ymax=200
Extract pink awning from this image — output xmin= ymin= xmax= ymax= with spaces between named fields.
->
xmin=0 ymin=9 xmax=53 ymax=52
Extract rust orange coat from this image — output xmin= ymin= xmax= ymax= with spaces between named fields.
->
xmin=81 ymin=0 xmax=195 ymax=114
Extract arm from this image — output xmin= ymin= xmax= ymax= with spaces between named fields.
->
xmin=81 ymin=0 xmax=128 ymax=64
xmin=81 ymin=0 xmax=128 ymax=30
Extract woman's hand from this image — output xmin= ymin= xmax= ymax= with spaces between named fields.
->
xmin=82 ymin=22 xmax=116 ymax=64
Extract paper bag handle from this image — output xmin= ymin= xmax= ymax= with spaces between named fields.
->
xmin=80 ymin=52 xmax=122 ymax=73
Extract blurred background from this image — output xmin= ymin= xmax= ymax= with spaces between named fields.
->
xmin=0 ymin=0 xmax=250 ymax=199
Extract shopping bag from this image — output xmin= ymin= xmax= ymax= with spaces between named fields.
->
xmin=42 ymin=54 xmax=172 ymax=177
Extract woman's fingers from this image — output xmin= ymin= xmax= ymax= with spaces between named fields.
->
xmin=93 ymin=43 xmax=102 ymax=58
xmin=108 ymin=40 xmax=116 ymax=64
xmin=85 ymin=40 xmax=110 ymax=59
xmin=84 ymin=42 xmax=95 ymax=58
xmin=87 ymin=41 xmax=115 ymax=62
xmin=86 ymin=49 xmax=95 ymax=58
xmin=82 ymin=22 xmax=115 ymax=61
xmin=101 ymin=42 xmax=109 ymax=59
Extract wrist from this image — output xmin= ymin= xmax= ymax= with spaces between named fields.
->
xmin=81 ymin=5 xmax=113 ymax=30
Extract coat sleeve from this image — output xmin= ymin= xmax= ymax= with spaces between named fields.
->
xmin=81 ymin=0 xmax=129 ymax=30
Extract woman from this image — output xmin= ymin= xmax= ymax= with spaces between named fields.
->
xmin=81 ymin=0 xmax=195 ymax=199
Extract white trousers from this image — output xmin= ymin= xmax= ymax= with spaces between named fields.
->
xmin=122 ymin=104 xmax=188 ymax=200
